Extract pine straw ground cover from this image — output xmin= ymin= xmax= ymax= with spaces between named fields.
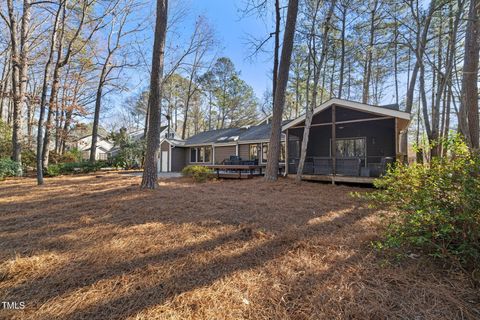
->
xmin=0 ymin=173 xmax=478 ymax=320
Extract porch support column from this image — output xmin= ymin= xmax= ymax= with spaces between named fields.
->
xmin=212 ymin=145 xmax=216 ymax=164
xmin=394 ymin=118 xmax=399 ymax=161
xmin=285 ymin=129 xmax=289 ymax=176
xmin=331 ymin=105 xmax=336 ymax=185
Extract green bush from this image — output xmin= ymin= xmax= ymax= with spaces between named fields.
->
xmin=45 ymin=161 xmax=110 ymax=177
xmin=0 ymin=120 xmax=11 ymax=158
xmin=181 ymin=165 xmax=214 ymax=182
xmin=21 ymin=149 xmax=36 ymax=170
xmin=45 ymin=164 xmax=62 ymax=177
xmin=60 ymin=148 xmax=82 ymax=163
xmin=362 ymin=135 xmax=480 ymax=268
xmin=0 ymin=158 xmax=20 ymax=180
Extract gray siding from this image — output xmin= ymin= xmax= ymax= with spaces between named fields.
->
xmin=171 ymin=147 xmax=186 ymax=172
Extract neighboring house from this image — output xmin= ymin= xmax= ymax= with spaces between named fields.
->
xmin=109 ymin=126 xmax=180 ymax=159
xmin=73 ymin=134 xmax=114 ymax=161
xmin=159 ymin=98 xmax=411 ymax=184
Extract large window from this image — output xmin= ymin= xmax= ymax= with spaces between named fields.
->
xmin=190 ymin=146 xmax=212 ymax=163
xmin=280 ymin=141 xmax=285 ymax=162
xmin=204 ymin=146 xmax=212 ymax=162
xmin=262 ymin=143 xmax=268 ymax=163
xmin=261 ymin=142 xmax=285 ymax=163
xmin=249 ymin=144 xmax=259 ymax=160
xmin=334 ymin=138 xmax=366 ymax=158
xmin=190 ymin=148 xmax=197 ymax=162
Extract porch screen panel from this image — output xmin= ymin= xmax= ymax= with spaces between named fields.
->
xmin=335 ymin=138 xmax=366 ymax=158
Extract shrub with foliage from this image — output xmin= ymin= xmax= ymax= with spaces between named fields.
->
xmin=0 ymin=158 xmax=20 ymax=180
xmin=181 ymin=165 xmax=214 ymax=182
xmin=60 ymin=148 xmax=83 ymax=163
xmin=21 ymin=149 xmax=36 ymax=169
xmin=363 ymin=135 xmax=480 ymax=268
xmin=0 ymin=120 xmax=12 ymax=158
xmin=45 ymin=161 xmax=109 ymax=177
xmin=110 ymin=128 xmax=145 ymax=169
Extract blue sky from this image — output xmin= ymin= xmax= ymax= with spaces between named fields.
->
xmin=187 ymin=0 xmax=274 ymax=98
xmin=104 ymin=0 xmax=275 ymax=126
xmin=142 ymin=0 xmax=275 ymax=99
xmin=103 ymin=0 xmax=276 ymax=128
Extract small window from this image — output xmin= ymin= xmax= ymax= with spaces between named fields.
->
xmin=204 ymin=146 xmax=212 ymax=162
xmin=262 ymin=143 xmax=268 ymax=163
xmin=190 ymin=148 xmax=197 ymax=162
xmin=249 ymin=144 xmax=259 ymax=160
xmin=198 ymin=147 xmax=205 ymax=162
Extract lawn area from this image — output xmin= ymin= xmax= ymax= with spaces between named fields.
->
xmin=0 ymin=173 xmax=478 ymax=319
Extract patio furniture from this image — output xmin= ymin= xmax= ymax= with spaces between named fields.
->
xmin=336 ymin=158 xmax=362 ymax=176
xmin=313 ymin=157 xmax=332 ymax=175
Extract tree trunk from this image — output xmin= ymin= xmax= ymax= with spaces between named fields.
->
xmin=296 ymin=0 xmax=336 ymax=181
xmin=459 ymin=0 xmax=479 ymax=150
xmin=36 ymin=1 xmax=62 ymax=185
xmin=90 ymin=78 xmax=105 ymax=162
xmin=141 ymin=0 xmax=168 ymax=189
xmin=362 ymin=0 xmax=377 ymax=104
xmin=272 ymin=0 xmax=280 ymax=107
xmin=264 ymin=0 xmax=299 ymax=181
xmin=338 ymin=4 xmax=346 ymax=99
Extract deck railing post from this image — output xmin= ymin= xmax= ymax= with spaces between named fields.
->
xmin=285 ymin=129 xmax=289 ymax=176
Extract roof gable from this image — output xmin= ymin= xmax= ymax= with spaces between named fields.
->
xmin=282 ymin=98 xmax=410 ymax=131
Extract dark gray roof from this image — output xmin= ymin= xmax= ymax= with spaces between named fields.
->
xmin=380 ymin=103 xmax=400 ymax=111
xmin=183 ymin=121 xmax=291 ymax=146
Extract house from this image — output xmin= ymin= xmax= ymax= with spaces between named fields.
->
xmin=157 ymin=121 xmax=290 ymax=172
xmin=74 ymin=134 xmax=114 ymax=161
xmin=160 ymin=98 xmax=410 ymax=184
xmin=283 ymin=98 xmax=410 ymax=183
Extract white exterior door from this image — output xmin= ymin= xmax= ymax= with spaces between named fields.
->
xmin=161 ymin=151 xmax=169 ymax=172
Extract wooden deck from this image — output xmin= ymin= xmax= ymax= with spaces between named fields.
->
xmin=295 ymin=174 xmax=375 ymax=184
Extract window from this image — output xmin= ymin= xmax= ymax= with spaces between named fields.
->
xmin=191 ymin=146 xmax=211 ymax=163
xmin=190 ymin=148 xmax=197 ymax=162
xmin=98 ymin=153 xmax=108 ymax=161
xmin=334 ymin=138 xmax=366 ymax=158
xmin=262 ymin=143 xmax=268 ymax=163
xmin=204 ymin=146 xmax=212 ymax=162
xmin=249 ymin=144 xmax=259 ymax=160
xmin=260 ymin=142 xmax=285 ymax=163
xmin=280 ymin=141 xmax=285 ymax=162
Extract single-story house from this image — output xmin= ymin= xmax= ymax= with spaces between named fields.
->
xmin=157 ymin=120 xmax=290 ymax=172
xmin=160 ymin=98 xmax=410 ymax=183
